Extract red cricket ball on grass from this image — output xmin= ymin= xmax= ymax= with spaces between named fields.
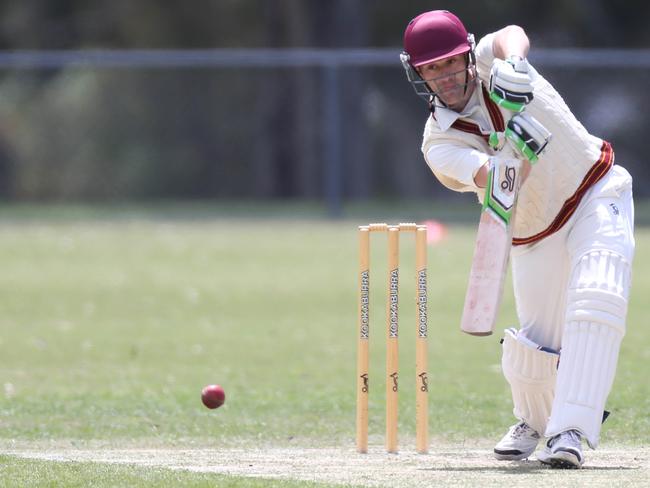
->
xmin=201 ymin=384 xmax=226 ymax=409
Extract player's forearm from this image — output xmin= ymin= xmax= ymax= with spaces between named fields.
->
xmin=473 ymin=163 xmax=489 ymax=188
xmin=492 ymin=25 xmax=530 ymax=60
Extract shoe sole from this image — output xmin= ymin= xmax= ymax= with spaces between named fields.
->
xmin=494 ymin=448 xmax=535 ymax=461
xmin=548 ymin=449 xmax=583 ymax=469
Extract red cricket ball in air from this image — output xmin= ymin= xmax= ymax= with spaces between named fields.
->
xmin=201 ymin=384 xmax=226 ymax=409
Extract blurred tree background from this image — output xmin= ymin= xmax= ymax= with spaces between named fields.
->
xmin=0 ymin=0 xmax=648 ymax=204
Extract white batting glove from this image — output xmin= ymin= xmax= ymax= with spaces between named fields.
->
xmin=504 ymin=112 xmax=551 ymax=163
xmin=489 ymin=56 xmax=534 ymax=112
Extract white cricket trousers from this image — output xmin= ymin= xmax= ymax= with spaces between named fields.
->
xmin=511 ymin=164 xmax=634 ymax=349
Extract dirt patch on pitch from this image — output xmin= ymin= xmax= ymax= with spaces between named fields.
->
xmin=2 ymin=442 xmax=649 ymax=487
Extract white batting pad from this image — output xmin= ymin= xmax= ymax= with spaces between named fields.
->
xmin=501 ymin=328 xmax=559 ymax=435
xmin=545 ymin=250 xmax=630 ymax=448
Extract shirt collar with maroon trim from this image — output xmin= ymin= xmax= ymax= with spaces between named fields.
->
xmin=433 ymin=82 xmax=491 ymax=133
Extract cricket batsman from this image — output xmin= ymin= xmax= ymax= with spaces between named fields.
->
xmin=400 ymin=10 xmax=635 ymax=468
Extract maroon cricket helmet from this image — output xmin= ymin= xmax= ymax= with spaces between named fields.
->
xmin=400 ymin=10 xmax=476 ymax=106
xmin=403 ymin=10 xmax=472 ymax=67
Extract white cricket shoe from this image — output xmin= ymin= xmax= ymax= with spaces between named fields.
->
xmin=537 ymin=429 xmax=584 ymax=469
xmin=494 ymin=421 xmax=541 ymax=460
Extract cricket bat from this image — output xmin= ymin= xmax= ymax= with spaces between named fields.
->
xmin=460 ymin=157 xmax=522 ymax=336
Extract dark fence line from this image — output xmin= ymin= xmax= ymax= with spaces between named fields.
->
xmin=0 ymin=48 xmax=650 ymax=69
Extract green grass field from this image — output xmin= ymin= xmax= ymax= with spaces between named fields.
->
xmin=0 ymin=204 xmax=648 ymax=486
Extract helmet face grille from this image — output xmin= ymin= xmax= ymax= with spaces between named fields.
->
xmin=399 ymin=51 xmax=434 ymax=101
xmin=400 ymin=53 xmax=478 ymax=109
